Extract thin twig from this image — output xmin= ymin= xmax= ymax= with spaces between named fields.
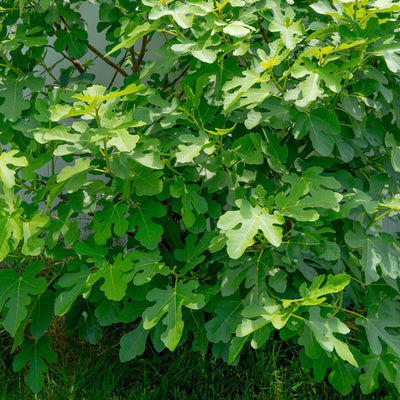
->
xmin=258 ymin=20 xmax=269 ymax=43
xmin=164 ymin=65 xmax=190 ymax=90
xmin=129 ymin=46 xmax=138 ymax=73
xmin=58 ymin=16 xmax=129 ymax=78
xmin=136 ymin=35 xmax=149 ymax=71
xmin=87 ymin=43 xmax=128 ymax=77
xmin=108 ymin=50 xmax=129 ymax=90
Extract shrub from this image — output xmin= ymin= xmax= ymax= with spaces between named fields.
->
xmin=1 ymin=0 xmax=400 ymax=395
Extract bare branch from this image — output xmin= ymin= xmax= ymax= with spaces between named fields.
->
xmin=87 ymin=44 xmax=128 ymax=78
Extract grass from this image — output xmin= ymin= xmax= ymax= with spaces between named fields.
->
xmin=0 ymin=317 xmax=398 ymax=400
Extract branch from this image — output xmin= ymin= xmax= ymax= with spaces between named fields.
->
xmin=164 ymin=65 xmax=190 ymax=90
xmin=45 ymin=44 xmax=85 ymax=73
xmin=258 ymin=20 xmax=269 ymax=43
xmin=64 ymin=54 xmax=86 ymax=74
xmin=58 ymin=16 xmax=129 ymax=78
xmin=129 ymin=35 xmax=151 ymax=76
xmin=129 ymin=47 xmax=138 ymax=73
xmin=108 ymin=50 xmax=129 ymax=90
xmin=137 ymin=35 xmax=149 ymax=68
xmin=87 ymin=43 xmax=128 ymax=78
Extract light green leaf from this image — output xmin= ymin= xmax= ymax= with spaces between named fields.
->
xmin=223 ymin=70 xmax=260 ymax=112
xmin=275 ymin=172 xmax=342 ymax=221
xmin=73 ymin=84 xmax=146 ymax=103
xmin=384 ymin=48 xmax=400 ymax=73
xmin=106 ymin=22 xmax=160 ymax=56
xmin=281 ymin=274 xmax=351 ymax=307
xmin=217 ymin=199 xmax=284 ymax=259
xmin=268 ymin=1 xmax=305 ymax=49
xmin=305 ymin=307 xmax=357 ymax=366
xmin=142 ymin=281 xmax=205 ymax=350
xmin=240 ymin=301 xmax=298 ymax=332
xmin=292 ymin=60 xmax=342 ymax=108
xmin=108 ymin=129 xmax=139 ymax=152
xmin=127 ymin=249 xmax=170 ymax=285
xmin=57 ymin=157 xmax=92 ymax=183
xmin=88 ymin=254 xmax=134 ymax=301
xmin=175 ymin=131 xmax=209 ymax=164
xmin=33 ymin=126 xmax=80 ymax=144
xmin=130 ymin=139 xmax=164 ymax=169
xmin=310 ymin=0 xmax=342 ymax=18
xmin=45 ymin=203 xmax=79 ymax=249
xmin=192 ymin=48 xmax=219 ymax=64
xmin=49 ymin=104 xmax=74 ymax=121
xmin=0 ymin=150 xmax=28 ymax=188
xmin=148 ymin=1 xmax=211 ymax=29
xmin=204 ymin=124 xmax=237 ymax=136
xmin=236 ymin=299 xmax=281 ymax=338
xmin=57 ymin=158 xmax=93 ymax=192
xmin=0 ymin=212 xmax=22 ymax=261
xmin=101 ymin=83 xmax=147 ymax=100
xmin=223 ymin=21 xmax=253 ymax=38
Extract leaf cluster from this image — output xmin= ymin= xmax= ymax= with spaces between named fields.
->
xmin=1 ymin=0 xmax=400 ymax=395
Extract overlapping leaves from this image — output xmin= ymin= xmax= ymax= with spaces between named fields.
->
xmin=1 ymin=0 xmax=400 ymax=396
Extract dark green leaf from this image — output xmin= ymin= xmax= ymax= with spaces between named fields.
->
xmin=128 ymin=200 xmax=166 ymax=250
xmin=0 ymin=73 xmax=44 ymax=122
xmin=54 ymin=26 xmax=88 ymax=59
xmin=0 ymin=261 xmax=47 ymax=336
xmin=12 ymin=336 xmax=57 ymax=393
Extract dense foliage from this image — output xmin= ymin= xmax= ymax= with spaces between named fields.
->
xmin=1 ymin=0 xmax=400 ymax=395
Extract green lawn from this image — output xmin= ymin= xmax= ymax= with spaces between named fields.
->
xmin=0 ymin=318 xmax=397 ymax=400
